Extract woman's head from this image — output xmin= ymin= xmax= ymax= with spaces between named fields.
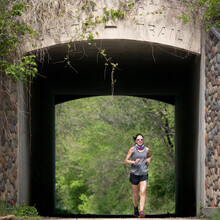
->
xmin=133 ymin=133 xmax=144 ymax=145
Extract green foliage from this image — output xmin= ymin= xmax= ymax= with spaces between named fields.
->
xmin=81 ymin=0 xmax=96 ymax=11
xmin=13 ymin=205 xmax=39 ymax=219
xmin=180 ymin=0 xmax=220 ymax=31
xmin=0 ymin=199 xmax=39 ymax=219
xmin=127 ymin=1 xmax=135 ymax=10
xmin=103 ymin=7 xmax=125 ymax=21
xmin=55 ymin=96 xmax=175 ymax=215
xmin=0 ymin=200 xmax=9 ymax=216
xmin=0 ymin=0 xmax=38 ymax=82
xmin=211 ymin=209 xmax=220 ymax=220
xmin=147 ymin=141 xmax=175 ymax=213
xmin=87 ymin=33 xmax=94 ymax=41
xmin=3 ymin=55 xmax=37 ymax=84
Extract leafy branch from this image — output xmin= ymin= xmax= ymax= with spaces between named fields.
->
xmin=0 ymin=0 xmax=38 ymax=83
xmin=179 ymin=0 xmax=220 ymax=31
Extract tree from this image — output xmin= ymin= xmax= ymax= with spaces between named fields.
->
xmin=180 ymin=0 xmax=220 ymax=31
xmin=55 ymin=96 xmax=175 ymax=215
xmin=0 ymin=0 xmax=37 ymax=82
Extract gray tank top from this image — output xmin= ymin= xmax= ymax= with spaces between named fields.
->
xmin=131 ymin=146 xmax=148 ymax=175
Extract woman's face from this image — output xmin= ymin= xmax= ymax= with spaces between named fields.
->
xmin=136 ymin=135 xmax=144 ymax=146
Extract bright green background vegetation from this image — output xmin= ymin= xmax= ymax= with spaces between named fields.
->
xmin=55 ymin=96 xmax=175 ymax=215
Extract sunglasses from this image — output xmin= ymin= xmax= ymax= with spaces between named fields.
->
xmin=136 ymin=138 xmax=144 ymax=141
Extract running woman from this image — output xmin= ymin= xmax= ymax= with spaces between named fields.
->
xmin=124 ymin=133 xmax=151 ymax=218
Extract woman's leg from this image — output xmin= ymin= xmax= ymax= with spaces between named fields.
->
xmin=131 ymin=184 xmax=139 ymax=208
xmin=139 ymin=181 xmax=148 ymax=212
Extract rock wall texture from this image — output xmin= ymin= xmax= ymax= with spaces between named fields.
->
xmin=205 ymin=29 xmax=220 ymax=208
xmin=0 ymin=73 xmax=18 ymax=206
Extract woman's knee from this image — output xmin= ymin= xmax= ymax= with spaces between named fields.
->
xmin=139 ymin=190 xmax=146 ymax=197
xmin=133 ymin=191 xmax=138 ymax=197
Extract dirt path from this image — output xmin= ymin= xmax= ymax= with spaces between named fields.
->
xmin=41 ymin=218 xmax=201 ymax=220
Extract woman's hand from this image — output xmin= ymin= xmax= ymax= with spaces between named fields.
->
xmin=146 ymin=157 xmax=151 ymax=163
xmin=134 ymin=158 xmax=141 ymax=164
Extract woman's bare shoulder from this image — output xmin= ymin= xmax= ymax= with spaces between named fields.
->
xmin=130 ymin=146 xmax=135 ymax=152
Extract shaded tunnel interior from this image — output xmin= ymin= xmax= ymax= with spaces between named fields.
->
xmin=30 ymin=39 xmax=201 ymax=217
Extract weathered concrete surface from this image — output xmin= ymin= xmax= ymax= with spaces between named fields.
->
xmin=17 ymin=81 xmax=31 ymax=205
xmin=197 ymin=29 xmax=206 ymax=216
xmin=23 ymin=0 xmax=200 ymax=54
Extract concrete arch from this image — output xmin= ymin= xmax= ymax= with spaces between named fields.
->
xmin=23 ymin=0 xmax=200 ymax=55
xmin=28 ymin=39 xmax=201 ymax=216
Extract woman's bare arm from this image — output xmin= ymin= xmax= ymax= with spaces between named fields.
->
xmin=124 ymin=147 xmax=140 ymax=164
xmin=146 ymin=147 xmax=151 ymax=163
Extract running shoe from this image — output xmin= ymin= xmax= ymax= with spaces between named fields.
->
xmin=134 ymin=207 xmax=139 ymax=217
xmin=139 ymin=211 xmax=145 ymax=218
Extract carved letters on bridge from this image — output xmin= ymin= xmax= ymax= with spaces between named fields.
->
xmin=25 ymin=0 xmax=200 ymax=54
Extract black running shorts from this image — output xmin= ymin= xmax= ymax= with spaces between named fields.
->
xmin=129 ymin=173 xmax=148 ymax=185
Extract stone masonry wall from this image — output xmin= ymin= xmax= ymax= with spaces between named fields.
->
xmin=0 ymin=73 xmax=18 ymax=206
xmin=205 ymin=30 xmax=220 ymax=208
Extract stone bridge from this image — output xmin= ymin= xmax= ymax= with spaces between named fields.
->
xmin=0 ymin=0 xmax=220 ymax=218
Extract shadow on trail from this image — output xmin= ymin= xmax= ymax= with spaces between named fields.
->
xmin=52 ymin=213 xmax=178 ymax=218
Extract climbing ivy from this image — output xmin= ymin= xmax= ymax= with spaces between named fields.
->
xmin=69 ymin=0 xmax=136 ymax=94
xmin=179 ymin=0 xmax=220 ymax=31
xmin=0 ymin=0 xmax=168 ymax=89
xmin=0 ymin=0 xmax=38 ymax=83
xmin=2 ymin=0 xmax=217 ymax=87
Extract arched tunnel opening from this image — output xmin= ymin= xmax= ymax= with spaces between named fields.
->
xmin=54 ymin=95 xmax=176 ymax=217
xmin=30 ymin=39 xmax=201 ymax=217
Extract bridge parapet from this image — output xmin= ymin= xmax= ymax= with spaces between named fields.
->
xmin=22 ymin=0 xmax=201 ymax=54
xmin=1 ymin=0 xmax=208 ymax=215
